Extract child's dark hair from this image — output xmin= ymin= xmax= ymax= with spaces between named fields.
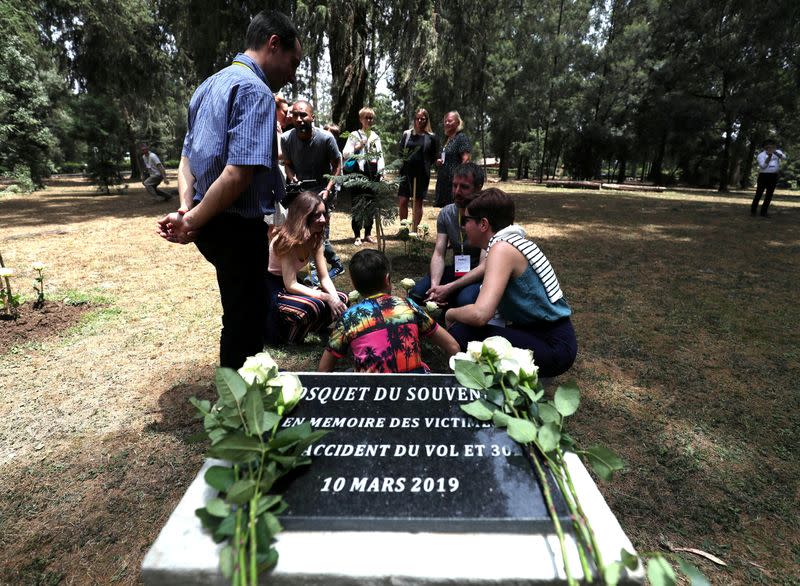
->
xmin=350 ymin=249 xmax=389 ymax=295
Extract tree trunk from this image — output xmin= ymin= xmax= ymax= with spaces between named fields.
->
xmin=328 ymin=1 xmax=368 ymax=130
xmin=718 ymin=109 xmax=733 ymax=192
xmin=741 ymin=136 xmax=757 ymax=189
xmin=499 ymin=143 xmax=509 ymax=181
xmin=616 ymin=155 xmax=626 ymax=184
xmin=648 ymin=132 xmax=667 ymax=184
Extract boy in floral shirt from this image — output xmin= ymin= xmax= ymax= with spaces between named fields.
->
xmin=319 ymin=249 xmax=459 ymax=373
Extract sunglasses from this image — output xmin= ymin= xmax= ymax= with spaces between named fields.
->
xmin=460 ymin=215 xmax=480 ymax=227
xmin=308 ymin=210 xmax=327 ymax=222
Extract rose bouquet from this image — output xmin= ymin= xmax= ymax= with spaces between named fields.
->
xmin=190 ymin=352 xmax=327 ymax=586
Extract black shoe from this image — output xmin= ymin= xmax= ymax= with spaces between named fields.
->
xmin=760 ymin=213 xmax=770 ymax=218
xmin=750 ymin=209 xmax=757 ymax=216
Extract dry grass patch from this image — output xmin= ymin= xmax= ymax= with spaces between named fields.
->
xmin=1 ymin=176 xmax=799 ymax=584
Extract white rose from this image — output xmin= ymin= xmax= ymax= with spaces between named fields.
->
xmin=237 ymin=351 xmax=278 ymax=385
xmin=31 ymin=262 xmax=45 ymax=271
xmin=449 ymin=351 xmax=475 ymax=371
xmin=498 ymin=356 xmax=521 ymax=376
xmin=466 ymin=341 xmax=484 ymax=361
xmin=425 ymin=301 xmax=439 ymax=313
xmin=0 ymin=267 xmax=14 ymax=278
xmin=482 ymin=336 xmax=514 ymax=360
xmin=348 ymin=290 xmax=362 ymax=303
xmin=510 ymin=347 xmax=538 ymax=379
xmin=400 ymin=278 xmax=416 ymax=291
xmin=400 ymin=219 xmax=410 ymax=226
xmin=276 ymin=373 xmax=304 ymax=409
xmin=408 ymin=232 xmax=418 ymax=238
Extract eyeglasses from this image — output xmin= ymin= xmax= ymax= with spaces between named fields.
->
xmin=460 ymin=215 xmax=480 ymax=227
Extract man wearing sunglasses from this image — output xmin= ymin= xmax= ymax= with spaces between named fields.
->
xmin=409 ymin=162 xmax=486 ymax=310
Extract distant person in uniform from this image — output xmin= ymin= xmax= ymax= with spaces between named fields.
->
xmin=751 ymin=140 xmax=787 ymax=218
xmin=140 ymin=143 xmax=171 ymax=201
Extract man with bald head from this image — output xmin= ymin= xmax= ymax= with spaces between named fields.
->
xmin=281 ymin=100 xmax=345 ymax=276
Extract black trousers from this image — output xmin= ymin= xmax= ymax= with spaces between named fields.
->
xmin=751 ymin=173 xmax=778 ymax=215
xmin=195 ymin=214 xmax=270 ymax=369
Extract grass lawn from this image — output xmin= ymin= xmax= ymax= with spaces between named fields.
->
xmin=0 ymin=175 xmax=798 ymax=584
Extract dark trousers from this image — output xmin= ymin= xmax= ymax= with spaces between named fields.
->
xmin=351 ymin=189 xmax=375 ymax=237
xmin=195 ymin=214 xmax=270 ymax=369
xmin=449 ymin=317 xmax=577 ymax=377
xmin=751 ymin=173 xmax=778 ymax=215
xmin=409 ymin=265 xmax=481 ymax=309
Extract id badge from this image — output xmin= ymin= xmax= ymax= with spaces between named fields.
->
xmin=454 ymin=254 xmax=471 ymax=277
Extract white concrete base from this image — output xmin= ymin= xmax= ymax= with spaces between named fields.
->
xmin=142 ymin=454 xmax=643 ymax=585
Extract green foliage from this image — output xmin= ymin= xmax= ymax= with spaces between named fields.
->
xmin=191 ymin=351 xmax=327 ymax=585
xmin=0 ymin=35 xmax=56 ymax=189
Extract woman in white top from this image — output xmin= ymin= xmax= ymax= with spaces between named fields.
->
xmin=343 ymin=107 xmax=385 ymax=246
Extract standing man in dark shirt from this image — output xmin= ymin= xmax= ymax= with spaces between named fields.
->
xmin=281 ymin=100 xmax=345 ymax=277
xmin=156 ymin=10 xmax=301 ymax=368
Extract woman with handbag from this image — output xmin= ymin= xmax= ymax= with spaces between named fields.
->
xmin=343 ymin=107 xmax=385 ymax=246
xmin=398 ymin=108 xmax=440 ymax=231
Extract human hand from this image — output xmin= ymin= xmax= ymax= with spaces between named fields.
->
xmin=156 ymin=211 xmax=197 ymax=244
xmin=326 ymin=293 xmax=346 ymax=319
xmin=426 ymin=283 xmax=451 ymax=303
xmin=319 ymin=188 xmax=329 ymax=201
xmin=435 ymin=158 xmax=443 ymax=167
xmin=444 ymin=309 xmax=455 ymax=329
xmin=163 ymin=178 xmax=170 ymax=185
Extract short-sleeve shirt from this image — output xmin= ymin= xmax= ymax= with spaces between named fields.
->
xmin=181 ymin=53 xmax=284 ymax=219
xmin=281 ymin=128 xmax=341 ymax=187
xmin=326 ymin=294 xmax=438 ymax=373
xmin=436 ymin=204 xmax=483 ymax=265
xmin=142 ymin=152 xmax=163 ymax=176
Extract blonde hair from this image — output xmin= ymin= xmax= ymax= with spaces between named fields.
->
xmin=359 ymin=107 xmax=376 ymax=128
xmin=445 ymin=110 xmax=464 ymax=133
xmin=272 ymin=192 xmax=325 ymax=258
xmin=411 ymin=108 xmax=433 ymax=134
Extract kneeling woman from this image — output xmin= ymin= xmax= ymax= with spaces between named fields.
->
xmin=445 ymin=189 xmax=577 ymax=377
xmin=267 ymin=191 xmax=348 ymax=344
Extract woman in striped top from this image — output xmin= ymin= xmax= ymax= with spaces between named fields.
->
xmin=444 ymin=188 xmax=577 ymax=377
xmin=266 ymin=191 xmax=348 ymax=344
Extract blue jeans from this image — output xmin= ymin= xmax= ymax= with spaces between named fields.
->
xmin=409 ymin=265 xmax=481 ymax=309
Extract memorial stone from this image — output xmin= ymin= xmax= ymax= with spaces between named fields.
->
xmin=278 ymin=373 xmax=569 ymax=532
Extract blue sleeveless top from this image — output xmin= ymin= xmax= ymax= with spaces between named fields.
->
xmin=498 ymin=265 xmax=572 ymax=324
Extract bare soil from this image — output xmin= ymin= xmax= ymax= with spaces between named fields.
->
xmin=1 ymin=175 xmax=799 ymax=585
xmin=0 ymin=301 xmax=92 ymax=354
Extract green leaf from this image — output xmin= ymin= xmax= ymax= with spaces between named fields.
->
xmin=243 ymin=388 xmax=266 ymax=436
xmin=205 ymin=497 xmax=231 ymax=518
xmin=226 ymin=479 xmax=257 ymax=505
xmin=484 ymin=387 xmax=505 ymax=407
xmin=256 ymin=494 xmax=283 ymax=515
xmin=259 ymin=462 xmax=279 ymax=492
xmin=538 ymin=403 xmax=561 ymax=424
xmin=207 ymin=433 xmax=265 ymax=463
xmin=271 ymin=422 xmax=313 ymax=449
xmin=453 ymin=360 xmax=488 ymax=390
xmin=677 ymin=558 xmax=711 ymax=586
xmin=219 ymin=544 xmax=235 ymax=579
xmin=262 ymin=411 xmax=282 ymax=432
xmin=189 ymin=397 xmax=212 ymax=416
xmin=195 ymin=507 xmax=222 ymax=533
xmin=554 ymin=383 xmax=580 ymax=416
xmin=460 ymin=399 xmax=495 ymax=421
xmin=263 ymin=512 xmax=283 ymax=536
xmin=647 ymin=555 xmax=677 ymax=586
xmin=204 ymin=465 xmax=235 ymax=492
xmin=256 ymin=548 xmax=279 ymax=572
xmin=537 ymin=422 xmax=561 ymax=453
xmin=603 ymin=561 xmax=622 ymax=586
xmin=492 ymin=410 xmax=511 ymax=427
xmin=584 ymin=445 xmax=625 ymax=481
xmin=215 ymin=367 xmax=248 ymax=406
xmin=287 ymin=429 xmax=329 ymax=457
xmin=507 ymin=417 xmax=538 ymax=444
xmin=212 ymin=513 xmax=237 ymax=540
xmin=621 ymin=548 xmax=639 ymax=571
xmin=208 ymin=428 xmax=228 ymax=445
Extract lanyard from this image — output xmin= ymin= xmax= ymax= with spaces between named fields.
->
xmin=457 ymin=209 xmax=464 ymax=254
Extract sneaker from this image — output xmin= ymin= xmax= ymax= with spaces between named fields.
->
xmin=364 ymin=235 xmax=377 ymax=243
xmin=329 ymin=263 xmax=346 ymax=279
xmin=303 ymin=271 xmax=320 ymax=287
xmin=354 ymin=237 xmax=362 ymax=246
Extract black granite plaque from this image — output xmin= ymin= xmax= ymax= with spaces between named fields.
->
xmin=278 ymin=373 xmax=569 ymax=533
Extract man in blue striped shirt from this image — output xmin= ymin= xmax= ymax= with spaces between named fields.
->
xmin=157 ymin=10 xmax=301 ymax=368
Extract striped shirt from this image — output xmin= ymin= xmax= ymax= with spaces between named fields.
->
xmin=181 ymin=53 xmax=284 ymax=218
xmin=488 ymin=229 xmax=564 ymax=303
